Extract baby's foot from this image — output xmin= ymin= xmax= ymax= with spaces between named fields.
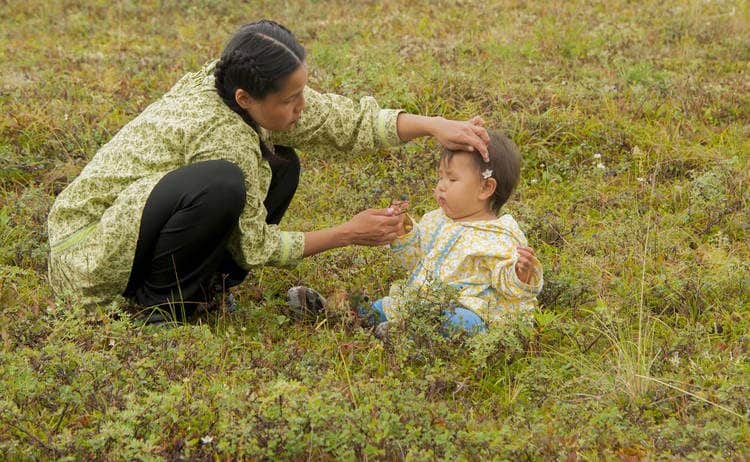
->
xmin=350 ymin=290 xmax=381 ymax=328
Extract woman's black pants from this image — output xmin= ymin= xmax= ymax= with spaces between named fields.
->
xmin=123 ymin=147 xmax=300 ymax=313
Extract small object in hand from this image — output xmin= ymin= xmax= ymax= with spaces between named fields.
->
xmin=388 ymin=197 xmax=409 ymax=215
xmin=402 ymin=214 xmax=413 ymax=234
xmin=389 ymin=196 xmax=412 ymax=234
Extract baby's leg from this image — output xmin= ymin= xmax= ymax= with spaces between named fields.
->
xmin=357 ymin=297 xmax=389 ymax=326
xmin=442 ymin=307 xmax=487 ymax=334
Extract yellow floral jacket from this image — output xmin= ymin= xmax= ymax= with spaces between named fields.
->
xmin=47 ymin=60 xmax=403 ymax=306
xmin=382 ymin=209 xmax=543 ymax=325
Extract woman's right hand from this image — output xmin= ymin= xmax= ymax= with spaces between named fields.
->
xmin=302 ymin=207 xmax=403 ymax=257
xmin=342 ymin=208 xmax=403 ymax=246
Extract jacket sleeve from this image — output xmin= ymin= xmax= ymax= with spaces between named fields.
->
xmin=489 ymin=249 xmax=543 ymax=301
xmin=269 ymin=87 xmax=404 ymax=153
xmin=186 ymin=117 xmax=304 ymax=269
xmin=389 ymin=214 xmax=423 ymax=270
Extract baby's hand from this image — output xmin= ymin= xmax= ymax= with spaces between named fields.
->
xmin=515 ymin=246 xmax=539 ymax=284
xmin=397 ymin=213 xmax=413 ymax=236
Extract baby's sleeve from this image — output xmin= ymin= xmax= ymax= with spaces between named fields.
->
xmin=489 ymin=247 xmax=543 ymax=301
xmin=389 ymin=214 xmax=423 ymax=270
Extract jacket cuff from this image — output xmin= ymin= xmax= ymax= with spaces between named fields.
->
xmin=271 ymin=231 xmax=305 ymax=267
xmin=511 ymin=264 xmax=543 ymax=296
xmin=376 ymin=109 xmax=406 ymax=147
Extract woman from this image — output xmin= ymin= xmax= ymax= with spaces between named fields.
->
xmin=47 ymin=20 xmax=489 ymax=317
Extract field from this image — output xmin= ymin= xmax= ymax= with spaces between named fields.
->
xmin=1 ymin=0 xmax=749 ymax=459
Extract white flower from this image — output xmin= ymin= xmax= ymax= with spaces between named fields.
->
xmin=596 ymin=163 xmax=606 ymax=170
xmin=481 ymin=169 xmax=493 ymax=179
xmin=593 ymin=153 xmax=602 ymax=159
xmin=637 ymin=177 xmax=646 ymax=182
xmin=201 ymin=435 xmax=214 ymax=444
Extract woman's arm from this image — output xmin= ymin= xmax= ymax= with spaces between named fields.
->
xmin=302 ymin=208 xmax=403 ymax=257
xmin=396 ymin=114 xmax=491 ymax=161
xmin=269 ymin=88 xmax=404 ymax=153
xmin=271 ymin=88 xmax=490 ymax=159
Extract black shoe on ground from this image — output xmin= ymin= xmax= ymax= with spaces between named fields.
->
xmin=287 ymin=286 xmax=327 ymax=320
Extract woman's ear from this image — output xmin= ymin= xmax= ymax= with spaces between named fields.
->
xmin=479 ymin=178 xmax=497 ymax=200
xmin=235 ymin=88 xmax=256 ymax=111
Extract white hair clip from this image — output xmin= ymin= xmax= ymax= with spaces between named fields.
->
xmin=482 ymin=169 xmax=493 ymax=179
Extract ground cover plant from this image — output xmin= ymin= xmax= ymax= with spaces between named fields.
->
xmin=1 ymin=0 xmax=748 ymax=459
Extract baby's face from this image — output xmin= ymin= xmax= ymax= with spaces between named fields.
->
xmin=434 ymin=152 xmax=491 ymax=221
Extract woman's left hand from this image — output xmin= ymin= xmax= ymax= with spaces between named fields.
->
xmin=430 ymin=116 xmax=490 ymax=161
xmin=396 ymin=113 xmax=490 ymax=160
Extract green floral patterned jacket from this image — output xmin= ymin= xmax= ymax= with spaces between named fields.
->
xmin=47 ymin=60 xmax=403 ymax=307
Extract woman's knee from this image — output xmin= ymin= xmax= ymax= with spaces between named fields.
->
xmin=270 ymin=147 xmax=300 ymax=189
xmin=273 ymin=145 xmax=300 ymax=173
xmin=200 ymin=160 xmax=246 ymax=217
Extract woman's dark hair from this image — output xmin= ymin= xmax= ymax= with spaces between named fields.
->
xmin=214 ymin=20 xmax=306 ymax=158
xmin=442 ymin=130 xmax=521 ymax=214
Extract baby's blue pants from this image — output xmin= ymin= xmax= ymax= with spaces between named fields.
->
xmin=364 ymin=298 xmax=487 ymax=334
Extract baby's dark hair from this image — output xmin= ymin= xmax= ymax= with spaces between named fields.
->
xmin=441 ymin=130 xmax=521 ymax=214
xmin=214 ymin=20 xmax=305 ymax=159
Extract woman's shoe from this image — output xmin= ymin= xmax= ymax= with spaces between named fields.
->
xmin=287 ymin=286 xmax=327 ymax=320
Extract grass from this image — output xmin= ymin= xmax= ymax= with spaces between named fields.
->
xmin=2 ymin=0 xmax=749 ymax=459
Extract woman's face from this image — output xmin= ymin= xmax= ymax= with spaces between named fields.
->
xmin=243 ymin=64 xmax=307 ymax=131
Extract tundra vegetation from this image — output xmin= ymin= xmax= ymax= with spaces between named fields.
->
xmin=1 ymin=0 xmax=748 ymax=459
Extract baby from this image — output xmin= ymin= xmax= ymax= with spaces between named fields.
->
xmin=360 ymin=129 xmax=543 ymax=334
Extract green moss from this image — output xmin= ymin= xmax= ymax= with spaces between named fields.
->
xmin=1 ymin=0 xmax=748 ymax=458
